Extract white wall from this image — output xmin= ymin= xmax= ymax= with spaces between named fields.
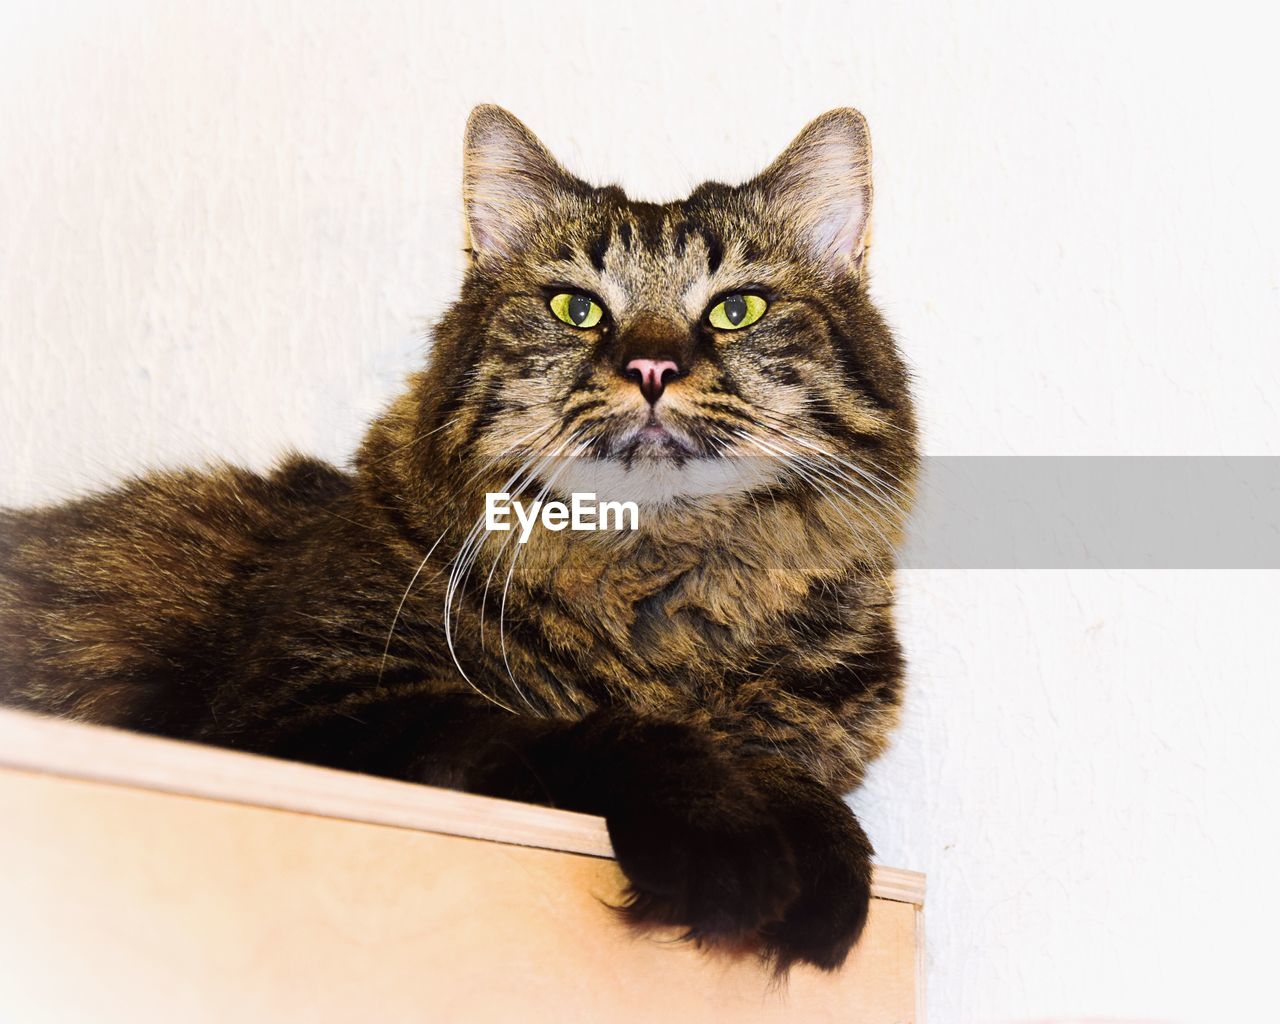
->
xmin=2 ymin=2 xmax=1278 ymax=1020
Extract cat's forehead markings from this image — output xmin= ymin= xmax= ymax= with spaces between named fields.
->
xmin=669 ymin=218 xmax=724 ymax=277
xmin=605 ymin=226 xmax=733 ymax=316
xmin=586 ymin=224 xmax=612 ymax=272
xmin=544 ymin=207 xmax=734 ymax=314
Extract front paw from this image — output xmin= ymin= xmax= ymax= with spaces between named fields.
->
xmin=757 ymin=772 xmax=874 ymax=973
xmin=600 ymin=730 xmax=800 ymax=946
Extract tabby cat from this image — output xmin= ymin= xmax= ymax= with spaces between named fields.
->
xmin=0 ymin=106 xmax=917 ymax=972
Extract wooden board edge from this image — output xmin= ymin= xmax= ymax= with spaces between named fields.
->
xmin=0 ymin=707 xmax=612 ymax=857
xmin=868 ymin=865 xmax=927 ymax=906
xmin=0 ymin=706 xmax=923 ymax=905
xmin=915 ymin=903 xmax=927 ymax=1022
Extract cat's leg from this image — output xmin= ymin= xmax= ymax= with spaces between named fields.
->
xmin=480 ymin=715 xmax=875 ymax=971
xmin=251 ymin=687 xmax=804 ymax=955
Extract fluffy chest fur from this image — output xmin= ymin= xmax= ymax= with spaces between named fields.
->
xmin=502 ymin=494 xmax=887 ymax=684
xmin=350 ymin=438 xmax=907 ymax=791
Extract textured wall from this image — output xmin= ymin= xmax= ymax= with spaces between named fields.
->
xmin=2 ymin=2 xmax=1278 ymax=1020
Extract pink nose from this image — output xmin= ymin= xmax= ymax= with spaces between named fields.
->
xmin=625 ymin=358 xmax=680 ymax=404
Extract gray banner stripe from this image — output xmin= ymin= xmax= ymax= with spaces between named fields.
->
xmin=488 ymin=455 xmax=1280 ymax=569
xmin=901 ymin=457 xmax=1280 ymax=569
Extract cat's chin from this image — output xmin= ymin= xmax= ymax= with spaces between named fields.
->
xmin=601 ymin=419 xmax=702 ymax=462
xmin=545 ymin=449 xmax=783 ymax=506
xmin=612 ymin=428 xmax=698 ymax=462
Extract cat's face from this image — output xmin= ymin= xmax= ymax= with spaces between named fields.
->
xmin=431 ymin=106 xmax=915 ymax=510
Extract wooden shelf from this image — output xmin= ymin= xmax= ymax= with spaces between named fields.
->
xmin=0 ymin=707 xmax=925 ymax=1022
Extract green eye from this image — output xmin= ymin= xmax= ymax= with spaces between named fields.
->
xmin=550 ymin=292 xmax=604 ymax=329
xmin=708 ymin=293 xmax=767 ymax=330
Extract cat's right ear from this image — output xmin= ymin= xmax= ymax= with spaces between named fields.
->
xmin=463 ymin=105 xmax=573 ymax=266
xmin=753 ymin=108 xmax=874 ymax=279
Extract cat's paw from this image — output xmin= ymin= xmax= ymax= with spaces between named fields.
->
xmin=758 ymin=846 xmax=871 ymax=973
xmin=607 ymin=794 xmax=799 ymax=945
xmin=599 ymin=728 xmax=800 ymax=946
xmin=756 ymin=774 xmax=874 ymax=973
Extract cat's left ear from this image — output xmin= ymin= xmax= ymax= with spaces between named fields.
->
xmin=754 ymin=109 xmax=874 ymax=278
xmin=463 ymin=105 xmax=576 ymax=266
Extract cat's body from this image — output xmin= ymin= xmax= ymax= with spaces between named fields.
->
xmin=0 ymin=107 xmax=917 ymax=972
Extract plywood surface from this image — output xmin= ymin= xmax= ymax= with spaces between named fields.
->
xmin=0 ymin=707 xmax=925 ymax=905
xmin=0 ymin=709 xmax=924 ymax=1022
